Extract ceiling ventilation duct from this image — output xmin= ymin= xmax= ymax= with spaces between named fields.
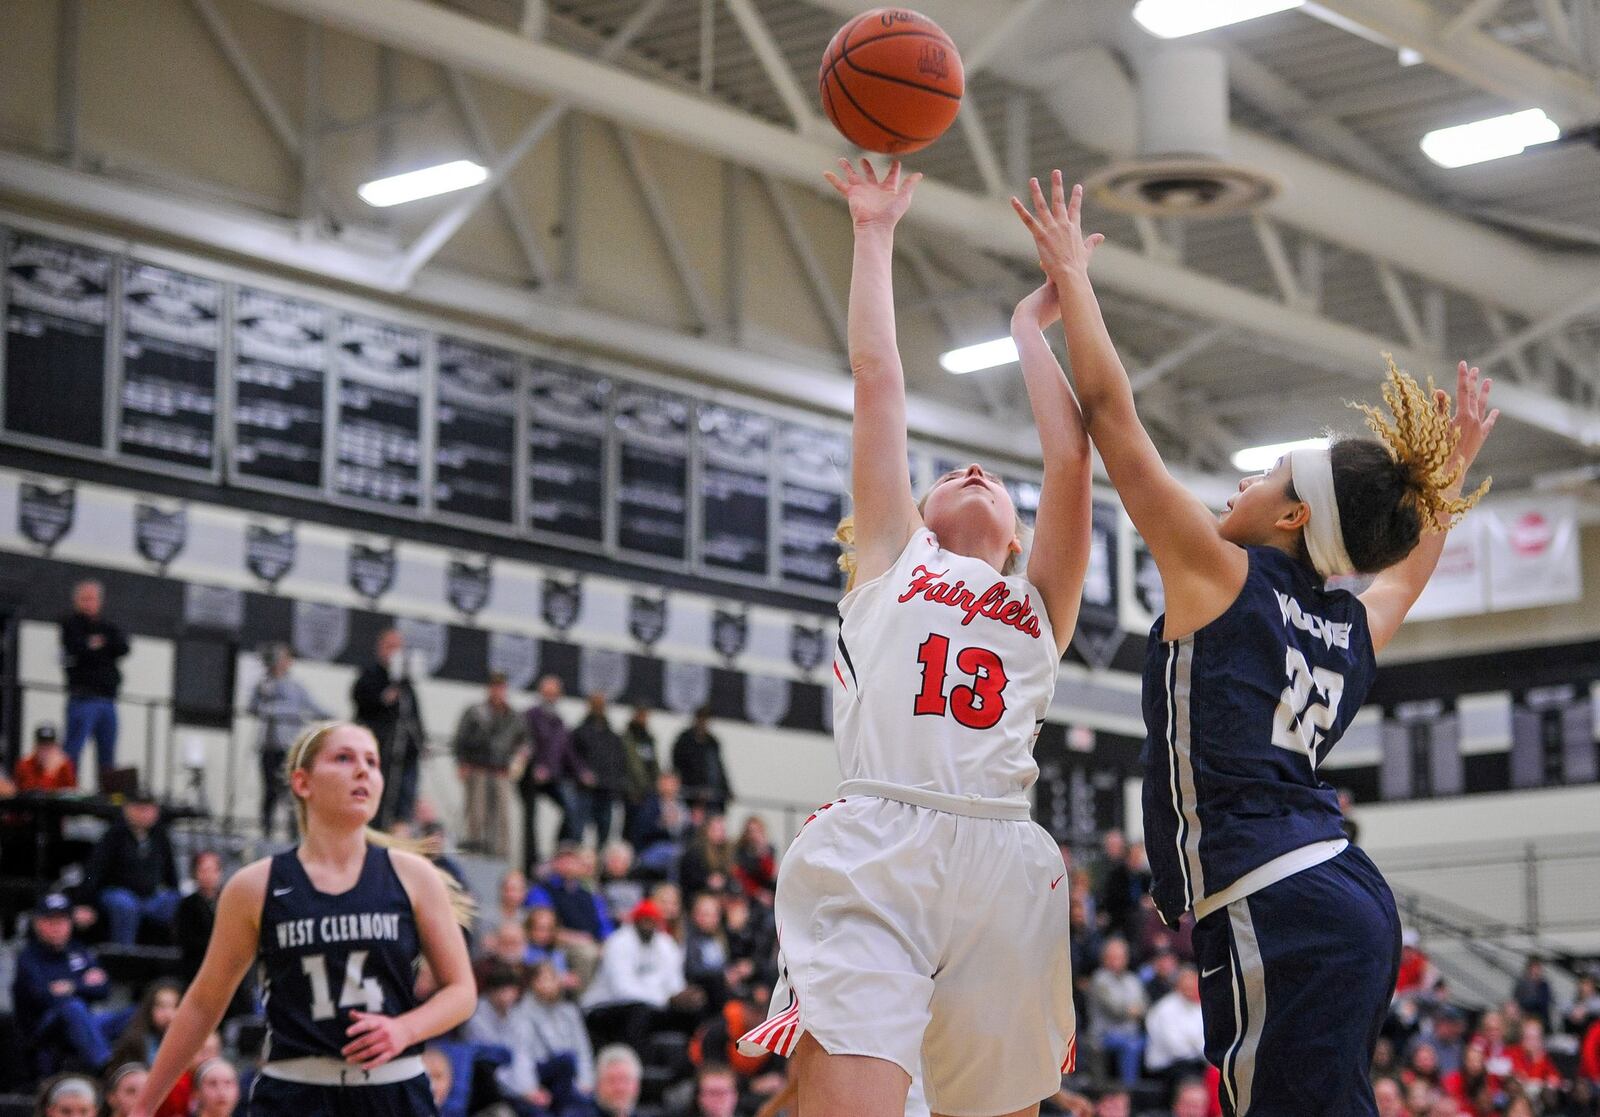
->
xmin=1086 ymin=45 xmax=1278 ymax=218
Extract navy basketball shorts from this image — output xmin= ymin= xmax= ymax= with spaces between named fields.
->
xmin=248 ymin=1073 xmax=435 ymax=1117
xmin=1193 ymin=845 xmax=1401 ymax=1117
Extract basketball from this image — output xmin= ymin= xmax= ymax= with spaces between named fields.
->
xmin=819 ymin=8 xmax=964 ymax=155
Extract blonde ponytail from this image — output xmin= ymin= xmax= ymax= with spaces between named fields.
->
xmin=284 ymin=722 xmax=476 ymax=926
xmin=1349 ymin=355 xmax=1490 ymax=533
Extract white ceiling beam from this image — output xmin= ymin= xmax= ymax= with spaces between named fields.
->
xmin=1479 ymin=284 xmax=1600 ymax=373
xmin=955 ymin=101 xmax=1009 ymax=196
xmin=190 ymin=0 xmax=302 ymax=159
xmin=720 ymin=0 xmax=818 ymax=132
xmin=897 ymin=236 xmax=1015 ymax=419
xmin=1309 ymin=0 xmax=1600 ymax=127
xmin=1127 ymin=326 xmax=1228 ymax=394
xmin=611 ymin=125 xmax=718 ymax=333
xmin=1251 ymin=215 xmax=1308 ymax=310
xmin=443 ymin=69 xmax=551 ymax=287
xmin=1375 ymin=262 xmax=1434 ymax=353
xmin=1480 ymin=303 xmax=1537 ymax=383
xmin=755 ymin=174 xmax=849 ymax=355
xmin=1444 ymin=0 xmax=1510 ymax=38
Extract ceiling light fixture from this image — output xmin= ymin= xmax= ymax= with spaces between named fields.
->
xmin=1230 ymin=437 xmax=1329 ymax=473
xmin=1132 ymin=0 xmax=1304 ymax=39
xmin=358 ymin=160 xmax=489 ymax=207
xmin=1420 ymin=109 xmax=1560 ymax=168
xmin=938 ymin=337 xmax=1019 ymax=375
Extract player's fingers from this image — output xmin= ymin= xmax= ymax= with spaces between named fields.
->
xmin=1029 ymin=176 xmax=1049 ymax=218
xmin=886 ymin=159 xmax=902 ymax=188
xmin=1483 ymin=408 xmax=1500 ymax=434
xmin=1011 ymin=196 xmax=1040 ymax=232
xmin=860 ymin=158 xmax=878 ymax=184
xmin=345 ymin=1014 xmax=379 ymax=1035
xmin=904 ymin=171 xmax=923 ymax=192
xmin=822 ymin=171 xmax=846 ymax=195
xmin=1051 ymin=169 xmax=1067 ymax=216
xmin=1067 ymin=181 xmax=1084 ymax=224
xmin=1086 ymin=232 xmax=1106 ymax=253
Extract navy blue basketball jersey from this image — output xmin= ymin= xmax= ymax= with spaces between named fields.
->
xmin=1141 ymin=546 xmax=1376 ymax=926
xmin=258 ymin=846 xmax=422 ymax=1062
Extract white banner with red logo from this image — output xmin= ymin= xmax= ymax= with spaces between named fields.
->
xmin=1408 ymin=515 xmax=1489 ymax=620
xmin=1483 ymin=496 xmax=1582 ymax=612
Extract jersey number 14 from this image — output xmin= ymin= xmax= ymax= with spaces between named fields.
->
xmin=301 ymin=951 xmax=384 ymax=1021
xmin=1271 ymin=646 xmax=1344 ymax=765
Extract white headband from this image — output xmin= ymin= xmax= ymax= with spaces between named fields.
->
xmin=1289 ymin=447 xmax=1355 ymax=579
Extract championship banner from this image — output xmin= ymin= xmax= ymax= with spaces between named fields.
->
xmin=1406 ymin=514 xmax=1488 ymax=621
xmin=1072 ymin=498 xmax=1123 ymax=669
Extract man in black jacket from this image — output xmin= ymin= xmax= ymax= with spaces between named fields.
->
xmin=352 ymin=627 xmax=426 ymax=827
xmin=671 ymin=707 xmax=732 ymax=814
xmin=58 ymin=580 xmax=129 ymax=787
xmin=77 ymin=792 xmax=180 ymax=945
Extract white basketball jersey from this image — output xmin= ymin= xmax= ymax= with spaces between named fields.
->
xmin=832 ymin=529 xmax=1059 ymax=801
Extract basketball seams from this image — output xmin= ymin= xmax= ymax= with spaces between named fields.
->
xmin=822 ymin=61 xmax=923 ymax=146
xmin=838 ymin=51 xmax=962 ymax=102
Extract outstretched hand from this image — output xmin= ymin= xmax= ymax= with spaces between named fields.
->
xmin=1441 ymin=360 xmax=1498 ymax=471
xmin=1011 ymin=169 xmax=1105 ymax=281
xmin=824 ymin=157 xmax=923 ymax=230
xmin=342 ymin=1010 xmax=415 ymax=1070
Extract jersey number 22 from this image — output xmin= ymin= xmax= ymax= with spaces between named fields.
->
xmin=1271 ymin=646 xmax=1344 ymax=765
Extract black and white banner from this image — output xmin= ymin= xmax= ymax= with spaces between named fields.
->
xmin=17 ymin=481 xmax=76 ymax=551
xmin=1073 ymin=499 xmax=1123 ymax=669
xmin=117 ymin=262 xmax=220 ymax=472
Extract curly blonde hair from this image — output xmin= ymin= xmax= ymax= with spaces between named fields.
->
xmin=1348 ymin=355 xmax=1490 ymax=534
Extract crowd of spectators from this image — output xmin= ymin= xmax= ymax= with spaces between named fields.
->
xmin=5 ymin=580 xmax=1600 ymax=1117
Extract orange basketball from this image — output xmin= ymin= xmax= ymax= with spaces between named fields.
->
xmin=819 ymin=8 xmax=964 ymax=155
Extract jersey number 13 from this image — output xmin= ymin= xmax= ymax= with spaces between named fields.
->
xmin=913 ymin=633 xmax=1008 ymax=730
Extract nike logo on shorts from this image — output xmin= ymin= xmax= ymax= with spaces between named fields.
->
xmin=1050 ymin=873 xmax=1066 ymax=890
xmin=1201 ymin=964 xmax=1225 ymax=978
xmin=273 ymin=887 xmax=293 ymax=896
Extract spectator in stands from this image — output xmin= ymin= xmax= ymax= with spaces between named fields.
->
xmin=528 ymin=842 xmax=612 ymax=984
xmin=588 ymin=1045 xmax=642 ymax=1117
xmin=1563 ymin=972 xmax=1600 ymax=1037
xmin=573 ymin=693 xmax=629 ymax=848
xmin=496 ymin=869 xmax=530 ymax=927
xmin=14 ymin=721 xmax=77 ymax=792
xmin=109 ymin=980 xmax=182 ymax=1069
xmin=635 ymin=772 xmax=692 ymax=881
xmin=671 ymin=707 xmax=731 ymax=814
xmin=105 ymin=1063 xmax=148 ymax=1117
xmin=522 ymin=674 xmax=592 ymax=871
xmin=192 ymin=1058 xmax=239 ymax=1117
xmin=1372 ymin=1076 xmax=1405 ymax=1117
xmin=1513 ymin=957 xmax=1554 ymax=1031
xmin=1441 ymin=1042 xmax=1495 ymax=1116
xmin=14 ymin=893 xmax=117 ymax=1073
xmin=1145 ymin=965 xmax=1206 ymax=1090
xmin=524 ymin=905 xmax=576 ymax=991
xmin=686 ymin=1063 xmax=740 ymax=1117
xmin=1396 ymin=929 xmax=1436 ymax=999
xmin=679 ymin=815 xmax=734 ymax=900
xmin=173 ymin=852 xmax=222 ymax=983
xmin=598 ymin=841 xmax=645 ymax=926
xmin=77 ymin=791 xmax=180 ymax=945
xmin=1427 ymin=1006 xmax=1468 ymax=1076
xmin=1089 ymin=1087 xmax=1129 ymax=1117
xmin=1581 ymin=1015 xmax=1600 ymax=1089
xmin=731 ymin=816 xmax=776 ymax=903
xmin=1097 ymin=836 xmax=1140 ymax=942
xmin=1403 ymin=1042 xmax=1443 ymax=1094
xmin=1507 ymin=1019 xmax=1562 ymax=1099
xmin=1141 ymin=946 xmax=1180 ymax=1003
xmin=1470 ymin=1010 xmax=1515 ymax=1082
xmin=421 ymin=1048 xmax=453 ymax=1111
xmin=351 ymin=627 xmax=425 ymax=827
xmin=526 ymin=960 xmax=597 ymax=1109
xmin=465 ymin=962 xmax=551 ymax=1117
xmin=451 ymin=671 xmax=529 ymax=857
xmin=1404 ymin=1077 xmax=1439 ymax=1116
xmin=1169 ymin=1079 xmax=1210 ymax=1117
xmin=582 ymin=899 xmax=697 ymax=1053
xmin=59 ymin=580 xmax=129 ymax=787
xmin=721 ymin=891 xmax=775 ymax=997
xmin=683 ymin=892 xmax=735 ymax=1013
xmin=620 ymin=706 xmax=660 ymax=848
xmin=1337 ymin=788 xmax=1360 ymax=844
xmin=650 ymin=882 xmax=685 ymax=940
xmin=247 ymin=644 xmax=328 ymax=839
xmin=36 ymin=1074 xmax=100 ymax=1117
xmin=1088 ymin=937 xmax=1148 ymax=1087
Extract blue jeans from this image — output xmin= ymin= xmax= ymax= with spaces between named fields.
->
xmin=65 ymin=696 xmax=117 ymax=778
xmin=1102 ymin=1030 xmax=1146 ymax=1086
xmin=101 ymin=886 xmax=181 ymax=945
xmin=37 ymin=998 xmax=129 ymax=1071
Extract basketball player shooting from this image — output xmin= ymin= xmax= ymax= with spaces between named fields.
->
xmin=1013 ymin=170 xmax=1497 ymax=1116
xmin=735 ymin=156 xmax=1086 ymax=1117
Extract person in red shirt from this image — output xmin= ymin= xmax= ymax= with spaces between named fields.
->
xmin=1507 ymin=1019 xmax=1563 ymax=1099
xmin=1441 ymin=1042 xmax=1497 ymax=1117
xmin=1396 ymin=928 xmax=1435 ymax=996
xmin=14 ymin=722 xmax=79 ymax=791
xmin=1580 ymin=1017 xmax=1600 ymax=1085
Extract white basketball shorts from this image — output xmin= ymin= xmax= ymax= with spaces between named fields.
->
xmin=738 ymin=785 xmax=1077 ymax=1116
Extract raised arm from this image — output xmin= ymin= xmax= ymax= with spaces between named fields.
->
xmin=1014 ymin=172 xmax=1246 ymax=634
xmin=130 ymin=861 xmax=267 ymax=1117
xmin=822 ymin=158 xmax=924 ymax=587
xmin=1012 ymin=283 xmax=1093 ymax=656
xmin=1360 ymin=362 xmax=1497 ymax=652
